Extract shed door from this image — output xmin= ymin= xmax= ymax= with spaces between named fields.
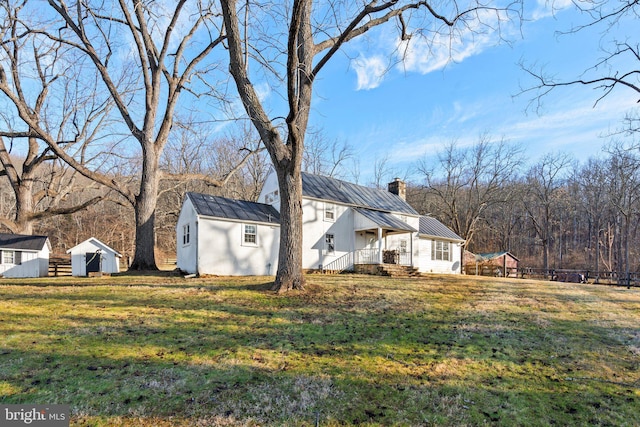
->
xmin=86 ymin=252 xmax=101 ymax=274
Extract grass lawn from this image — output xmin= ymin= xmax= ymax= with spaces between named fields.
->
xmin=0 ymin=273 xmax=639 ymax=426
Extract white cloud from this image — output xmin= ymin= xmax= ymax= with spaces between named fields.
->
xmin=531 ymin=0 xmax=574 ymax=21
xmin=351 ymin=7 xmax=518 ymax=88
xmin=353 ymin=55 xmax=387 ymax=90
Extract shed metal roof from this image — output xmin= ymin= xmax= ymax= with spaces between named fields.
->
xmin=476 ymin=251 xmax=520 ymax=262
xmin=354 ymin=208 xmax=417 ymax=232
xmin=187 ymin=193 xmax=280 ymax=224
xmin=419 ymin=217 xmax=464 ymax=241
xmin=0 ymin=233 xmax=49 ymax=251
xmin=302 ymin=172 xmax=418 ymax=215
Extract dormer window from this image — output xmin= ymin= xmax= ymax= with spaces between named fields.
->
xmin=324 ymin=203 xmax=335 ymax=222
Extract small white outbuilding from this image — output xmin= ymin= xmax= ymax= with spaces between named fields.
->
xmin=176 ymin=192 xmax=280 ymax=276
xmin=67 ymin=237 xmax=122 ymax=276
xmin=0 ymin=233 xmax=50 ymax=278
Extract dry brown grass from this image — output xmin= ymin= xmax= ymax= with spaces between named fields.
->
xmin=1 ymin=273 xmax=639 ymax=426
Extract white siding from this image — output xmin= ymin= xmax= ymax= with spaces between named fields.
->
xmin=0 ymin=246 xmax=49 ymax=278
xmin=416 ymin=238 xmax=462 ymax=274
xmin=301 ymin=198 xmax=355 ymax=270
xmin=385 ymin=215 xmax=420 ymax=265
xmin=196 ymin=218 xmax=279 ymax=276
xmin=176 ymin=198 xmax=199 ymax=275
xmin=257 ymin=170 xmax=281 ymax=211
xmin=68 ymin=238 xmax=121 ymax=276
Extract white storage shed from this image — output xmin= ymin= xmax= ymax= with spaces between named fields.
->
xmin=0 ymin=233 xmax=50 ymax=278
xmin=67 ymin=237 xmax=122 ymax=276
xmin=177 ymin=193 xmax=280 ymax=276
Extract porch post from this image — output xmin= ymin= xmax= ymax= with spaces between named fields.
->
xmin=377 ymin=227 xmax=383 ymax=264
xmin=410 ymin=232 xmax=414 ymax=267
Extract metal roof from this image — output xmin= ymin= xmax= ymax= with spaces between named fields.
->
xmin=419 ymin=217 xmax=464 ymax=241
xmin=0 ymin=233 xmax=49 ymax=251
xmin=354 ymin=208 xmax=417 ymax=232
xmin=476 ymin=251 xmax=520 ymax=262
xmin=187 ymin=193 xmax=280 ymax=224
xmin=302 ymin=172 xmax=418 ymax=215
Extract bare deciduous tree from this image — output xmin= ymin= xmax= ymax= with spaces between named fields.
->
xmin=520 ymin=0 xmax=639 ymax=132
xmin=0 ymin=1 xmax=105 ymax=234
xmin=302 ymin=130 xmax=355 ymax=180
xmin=221 ymin=0 xmax=521 ymax=292
xmin=417 ymin=137 xmax=524 ymax=250
xmin=522 ymin=152 xmax=572 ymax=274
xmin=3 ymin=0 xmax=235 ymax=269
xmin=604 ymin=141 xmax=640 ymax=284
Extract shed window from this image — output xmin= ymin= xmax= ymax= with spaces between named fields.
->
xmin=243 ymin=224 xmax=257 ymax=246
xmin=183 ymin=224 xmax=190 ymax=245
xmin=325 ymin=233 xmax=335 ymax=254
xmin=431 ymin=240 xmax=451 ymax=261
xmin=2 ymin=250 xmax=15 ymax=264
xmin=324 ymin=203 xmax=335 ymax=221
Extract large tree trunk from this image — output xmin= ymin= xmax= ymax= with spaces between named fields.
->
xmin=14 ymin=183 xmax=34 ymax=235
xmin=273 ymin=166 xmax=305 ymax=292
xmin=129 ymin=148 xmax=159 ymax=271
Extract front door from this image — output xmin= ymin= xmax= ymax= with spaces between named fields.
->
xmin=86 ymin=252 xmax=101 ymax=274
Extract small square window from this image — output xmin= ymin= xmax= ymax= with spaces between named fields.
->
xmin=324 ymin=203 xmax=335 ymax=221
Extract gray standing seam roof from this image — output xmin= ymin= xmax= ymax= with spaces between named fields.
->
xmin=187 ymin=193 xmax=280 ymax=224
xmin=302 ymin=172 xmax=418 ymax=215
xmin=354 ymin=208 xmax=417 ymax=232
xmin=419 ymin=217 xmax=464 ymax=241
xmin=0 ymin=233 xmax=49 ymax=251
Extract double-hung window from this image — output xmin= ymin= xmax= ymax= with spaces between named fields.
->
xmin=325 ymin=234 xmax=335 ymax=254
xmin=243 ymin=224 xmax=258 ymax=246
xmin=431 ymin=240 xmax=451 ymax=261
xmin=2 ymin=250 xmax=15 ymax=264
xmin=183 ymin=224 xmax=190 ymax=245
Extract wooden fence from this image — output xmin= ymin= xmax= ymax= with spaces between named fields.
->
xmin=468 ymin=265 xmax=640 ymax=287
xmin=49 ymin=255 xmax=72 ymax=277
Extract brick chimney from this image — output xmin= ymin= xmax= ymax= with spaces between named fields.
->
xmin=388 ymin=178 xmax=406 ymax=200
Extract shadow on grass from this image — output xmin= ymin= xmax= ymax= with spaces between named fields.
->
xmin=0 ymin=275 xmax=638 ymax=425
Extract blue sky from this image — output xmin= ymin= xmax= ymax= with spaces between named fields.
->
xmin=299 ymin=1 xmax=638 ymax=183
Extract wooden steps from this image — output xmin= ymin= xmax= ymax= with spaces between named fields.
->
xmin=377 ymin=264 xmax=421 ymax=278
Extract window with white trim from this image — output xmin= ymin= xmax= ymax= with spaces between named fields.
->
xmin=399 ymin=239 xmax=408 ymax=253
xmin=182 ymin=224 xmax=190 ymax=245
xmin=324 ymin=203 xmax=335 ymax=222
xmin=243 ymin=224 xmax=258 ymax=246
xmin=431 ymin=240 xmax=451 ymax=261
xmin=325 ymin=233 xmax=335 ymax=254
xmin=2 ymin=250 xmax=15 ymax=264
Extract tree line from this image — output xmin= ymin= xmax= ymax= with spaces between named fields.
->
xmin=408 ymin=139 xmax=640 ymax=278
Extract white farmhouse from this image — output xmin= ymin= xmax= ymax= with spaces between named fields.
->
xmin=0 ymin=233 xmax=50 ymax=278
xmin=177 ymin=170 xmax=464 ymax=277
xmin=176 ymin=193 xmax=280 ymax=276
xmin=67 ymin=237 xmax=122 ymax=276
